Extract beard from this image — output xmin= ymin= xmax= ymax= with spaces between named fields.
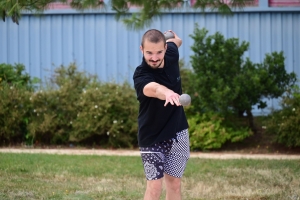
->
xmin=145 ymin=59 xmax=164 ymax=69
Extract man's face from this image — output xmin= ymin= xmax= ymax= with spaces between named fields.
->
xmin=140 ymin=40 xmax=167 ymax=69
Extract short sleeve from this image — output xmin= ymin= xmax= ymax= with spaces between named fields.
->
xmin=133 ymin=67 xmax=155 ymax=100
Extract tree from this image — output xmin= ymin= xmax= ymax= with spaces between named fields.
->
xmin=189 ymin=27 xmax=297 ymax=131
xmin=1 ymin=0 xmax=255 ymax=28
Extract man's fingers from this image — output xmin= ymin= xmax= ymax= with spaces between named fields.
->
xmin=164 ymin=97 xmax=181 ymax=107
xmin=173 ymin=97 xmax=181 ymax=106
xmin=164 ymin=100 xmax=172 ymax=107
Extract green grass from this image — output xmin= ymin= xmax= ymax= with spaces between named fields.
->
xmin=0 ymin=153 xmax=299 ymax=200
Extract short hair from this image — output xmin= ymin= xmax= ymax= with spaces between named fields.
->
xmin=141 ymin=29 xmax=166 ymax=47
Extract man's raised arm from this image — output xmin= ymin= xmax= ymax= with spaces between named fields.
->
xmin=165 ymin=30 xmax=182 ymax=48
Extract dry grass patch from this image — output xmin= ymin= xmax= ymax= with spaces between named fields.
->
xmin=182 ymin=159 xmax=300 ymax=200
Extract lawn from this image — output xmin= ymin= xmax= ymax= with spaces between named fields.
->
xmin=0 ymin=153 xmax=299 ymax=200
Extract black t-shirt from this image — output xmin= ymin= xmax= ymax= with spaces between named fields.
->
xmin=133 ymin=42 xmax=189 ymax=147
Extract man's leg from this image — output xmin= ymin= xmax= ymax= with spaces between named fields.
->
xmin=164 ymin=173 xmax=182 ymax=200
xmin=144 ymin=178 xmax=163 ymax=200
xmin=164 ymin=129 xmax=190 ymax=200
xmin=140 ymin=144 xmax=170 ymax=200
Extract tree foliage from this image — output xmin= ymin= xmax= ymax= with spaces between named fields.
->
xmin=189 ymin=27 xmax=297 ymax=130
xmin=1 ymin=0 xmax=256 ymax=28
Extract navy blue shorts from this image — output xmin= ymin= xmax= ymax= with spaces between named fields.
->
xmin=139 ymin=129 xmax=190 ymax=180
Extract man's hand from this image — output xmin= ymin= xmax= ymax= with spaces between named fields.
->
xmin=164 ymin=90 xmax=181 ymax=107
xmin=164 ymin=30 xmax=182 ymax=48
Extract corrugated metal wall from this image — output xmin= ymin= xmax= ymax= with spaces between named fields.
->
xmin=1 ymin=10 xmax=300 ymax=113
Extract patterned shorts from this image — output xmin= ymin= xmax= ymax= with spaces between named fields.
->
xmin=139 ymin=129 xmax=190 ymax=180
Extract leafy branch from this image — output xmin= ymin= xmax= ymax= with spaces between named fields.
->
xmin=1 ymin=0 xmax=256 ymax=29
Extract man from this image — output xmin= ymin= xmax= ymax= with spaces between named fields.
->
xmin=133 ymin=29 xmax=189 ymax=200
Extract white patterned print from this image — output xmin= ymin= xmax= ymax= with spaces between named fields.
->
xmin=144 ymin=162 xmax=160 ymax=180
xmin=140 ymin=150 xmax=165 ymax=180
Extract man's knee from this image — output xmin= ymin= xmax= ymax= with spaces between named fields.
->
xmin=145 ymin=179 xmax=163 ymax=199
xmin=165 ymin=174 xmax=181 ymax=192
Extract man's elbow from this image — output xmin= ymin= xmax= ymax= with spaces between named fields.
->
xmin=177 ymin=39 xmax=182 ymax=48
xmin=169 ymin=38 xmax=182 ymax=48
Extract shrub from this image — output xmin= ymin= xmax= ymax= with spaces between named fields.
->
xmin=189 ymin=27 xmax=297 ymax=130
xmin=179 ymin=59 xmax=193 ymax=95
xmin=27 ymin=63 xmax=138 ymax=148
xmin=180 ymin=58 xmax=252 ymax=150
xmin=69 ymin=82 xmax=138 ymax=148
xmin=27 ymin=64 xmax=94 ymax=144
xmin=179 ymin=59 xmax=204 ymax=118
xmin=0 ymin=63 xmax=38 ymax=144
xmin=266 ymin=85 xmax=300 ymax=147
xmin=189 ymin=112 xmax=251 ymax=150
xmin=0 ymin=63 xmax=38 ymax=91
xmin=0 ymin=83 xmax=31 ymax=144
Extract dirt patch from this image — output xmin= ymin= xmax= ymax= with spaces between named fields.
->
xmin=1 ymin=121 xmax=299 ymax=158
xmin=1 ymin=147 xmax=300 ymax=160
xmin=212 ymin=127 xmax=300 ymax=155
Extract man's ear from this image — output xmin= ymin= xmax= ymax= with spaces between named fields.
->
xmin=165 ymin=44 xmax=167 ymax=50
xmin=140 ymin=45 xmax=143 ymax=53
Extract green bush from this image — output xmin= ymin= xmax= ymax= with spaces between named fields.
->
xmin=189 ymin=112 xmax=251 ymax=150
xmin=266 ymin=85 xmax=300 ymax=147
xmin=179 ymin=59 xmax=193 ymax=95
xmin=179 ymin=59 xmax=203 ymax=118
xmin=180 ymin=59 xmax=252 ymax=150
xmin=0 ymin=63 xmax=38 ymax=90
xmin=0 ymin=83 xmax=31 ymax=144
xmin=27 ymin=64 xmax=138 ymax=148
xmin=0 ymin=63 xmax=38 ymax=144
xmin=27 ymin=64 xmax=93 ymax=144
xmin=189 ymin=27 xmax=297 ymax=130
xmin=68 ymin=81 xmax=138 ymax=148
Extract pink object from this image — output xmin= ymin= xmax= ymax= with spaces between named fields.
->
xmin=269 ymin=0 xmax=300 ymax=7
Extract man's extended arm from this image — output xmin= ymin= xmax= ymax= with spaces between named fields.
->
xmin=143 ymin=82 xmax=181 ymax=107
